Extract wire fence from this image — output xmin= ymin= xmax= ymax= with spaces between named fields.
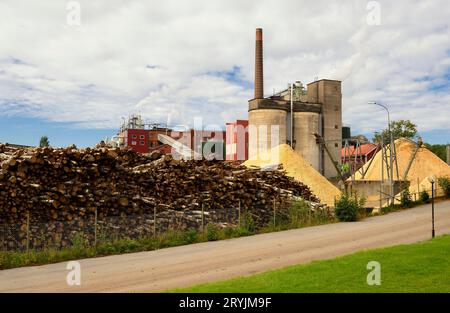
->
xmin=362 ymin=186 xmax=446 ymax=210
xmin=2 ymin=187 xmax=441 ymax=253
xmin=0 ymin=199 xmax=331 ymax=252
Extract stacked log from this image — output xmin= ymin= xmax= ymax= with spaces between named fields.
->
xmin=0 ymin=144 xmax=323 ymax=249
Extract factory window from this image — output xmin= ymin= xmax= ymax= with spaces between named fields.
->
xmin=335 ymin=125 xmax=338 ymax=129
xmin=131 ymin=141 xmax=137 ymax=145
xmin=140 ymin=141 xmax=145 ymax=145
xmin=140 ymin=135 xmax=145 ymax=139
xmin=132 ymin=135 xmax=137 ymax=139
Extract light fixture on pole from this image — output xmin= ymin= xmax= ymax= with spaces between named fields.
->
xmin=369 ymin=101 xmax=395 ymax=206
xmin=428 ymin=175 xmax=436 ymax=238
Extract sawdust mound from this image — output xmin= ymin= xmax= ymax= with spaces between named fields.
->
xmin=415 ymin=176 xmax=445 ymax=198
xmin=352 ymin=138 xmax=450 ymax=195
xmin=244 ymin=144 xmax=341 ymax=206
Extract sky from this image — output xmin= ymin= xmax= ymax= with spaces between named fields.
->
xmin=0 ymin=0 xmax=449 ymax=147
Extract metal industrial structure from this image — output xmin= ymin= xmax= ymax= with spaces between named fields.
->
xmin=342 ymin=141 xmax=379 ymax=177
xmin=447 ymin=144 xmax=450 ymax=165
xmin=248 ymin=28 xmax=342 ymax=179
xmin=112 ymin=114 xmax=226 ymax=158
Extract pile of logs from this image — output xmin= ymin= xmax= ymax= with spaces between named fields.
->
xmin=0 ymin=144 xmax=321 ymax=249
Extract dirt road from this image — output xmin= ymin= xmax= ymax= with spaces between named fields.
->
xmin=1 ymin=200 xmax=449 ymax=292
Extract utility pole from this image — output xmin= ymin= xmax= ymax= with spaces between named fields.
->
xmin=370 ymin=101 xmax=396 ymax=206
xmin=387 ymin=107 xmax=394 ymax=206
xmin=290 ymin=83 xmax=294 ymax=148
xmin=446 ymin=144 xmax=450 ymax=165
xmin=381 ymin=134 xmax=384 ymax=207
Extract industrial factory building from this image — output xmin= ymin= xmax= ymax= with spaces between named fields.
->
xmin=114 ymin=114 xmax=226 ymax=159
xmin=226 ymin=120 xmax=249 ymax=161
xmin=248 ymin=28 xmax=342 ymax=179
xmin=111 ymin=28 xmax=343 ymax=179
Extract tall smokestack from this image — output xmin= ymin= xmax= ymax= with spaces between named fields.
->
xmin=254 ymin=28 xmax=263 ymax=99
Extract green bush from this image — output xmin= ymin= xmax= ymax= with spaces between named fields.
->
xmin=206 ymin=224 xmax=220 ymax=241
xmin=438 ymin=176 xmax=450 ymax=198
xmin=183 ymin=228 xmax=199 ymax=244
xmin=420 ymin=190 xmax=430 ymax=203
xmin=96 ymin=241 xmax=118 ymax=255
xmin=71 ymin=232 xmax=87 ymax=249
xmin=242 ymin=213 xmax=256 ymax=233
xmin=400 ymin=189 xmax=413 ymax=208
xmin=334 ymin=193 xmax=363 ymax=222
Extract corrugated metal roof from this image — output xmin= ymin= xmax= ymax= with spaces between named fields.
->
xmin=342 ymin=143 xmax=378 ymax=158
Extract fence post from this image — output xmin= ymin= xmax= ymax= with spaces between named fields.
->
xmin=201 ymin=203 xmax=205 ymax=234
xmin=238 ymin=200 xmax=241 ymax=227
xmin=417 ymin=177 xmax=420 ymax=196
xmin=26 ymin=211 xmax=30 ymax=253
xmin=379 ymin=189 xmax=382 ymax=210
xmin=273 ymin=199 xmax=276 ymax=228
xmin=94 ymin=208 xmax=98 ymax=247
xmin=153 ymin=207 xmax=157 ymax=238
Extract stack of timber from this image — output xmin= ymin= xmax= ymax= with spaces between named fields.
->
xmin=0 ymin=144 xmax=323 ymax=249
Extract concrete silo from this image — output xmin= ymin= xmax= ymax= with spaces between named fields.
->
xmin=293 ymin=111 xmax=320 ymax=170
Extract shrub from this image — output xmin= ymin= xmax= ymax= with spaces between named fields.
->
xmin=221 ymin=227 xmax=235 ymax=238
xmin=400 ymin=189 xmax=413 ymax=208
xmin=242 ymin=213 xmax=256 ymax=233
xmin=437 ymin=176 xmax=450 ymax=198
xmin=96 ymin=241 xmax=118 ymax=255
xmin=183 ymin=228 xmax=198 ymax=244
xmin=420 ymin=190 xmax=430 ymax=203
xmin=206 ymin=224 xmax=220 ymax=241
xmin=71 ymin=233 xmax=87 ymax=249
xmin=334 ymin=193 xmax=363 ymax=222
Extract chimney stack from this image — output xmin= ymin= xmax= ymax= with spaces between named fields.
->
xmin=254 ymin=28 xmax=263 ymax=99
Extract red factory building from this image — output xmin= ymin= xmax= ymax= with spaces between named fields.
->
xmin=117 ymin=115 xmax=228 ymax=157
xmin=115 ymin=115 xmax=249 ymax=160
xmin=122 ymin=127 xmax=174 ymax=154
xmin=226 ymin=120 xmax=249 ymax=161
xmin=341 ymin=143 xmax=379 ymax=171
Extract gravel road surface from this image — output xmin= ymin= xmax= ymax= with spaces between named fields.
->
xmin=1 ymin=200 xmax=449 ymax=292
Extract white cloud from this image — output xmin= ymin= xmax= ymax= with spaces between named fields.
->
xmin=0 ymin=0 xmax=449 ymax=138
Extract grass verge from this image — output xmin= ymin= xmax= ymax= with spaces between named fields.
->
xmin=170 ymin=235 xmax=450 ymax=293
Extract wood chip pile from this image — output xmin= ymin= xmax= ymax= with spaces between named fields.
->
xmin=244 ymin=144 xmax=341 ymax=206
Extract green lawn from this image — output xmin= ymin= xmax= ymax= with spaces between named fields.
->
xmin=171 ymin=235 xmax=450 ymax=293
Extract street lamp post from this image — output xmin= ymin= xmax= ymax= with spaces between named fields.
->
xmin=290 ymin=83 xmax=294 ymax=148
xmin=428 ymin=175 xmax=436 ymax=238
xmin=369 ymin=101 xmax=394 ymax=206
